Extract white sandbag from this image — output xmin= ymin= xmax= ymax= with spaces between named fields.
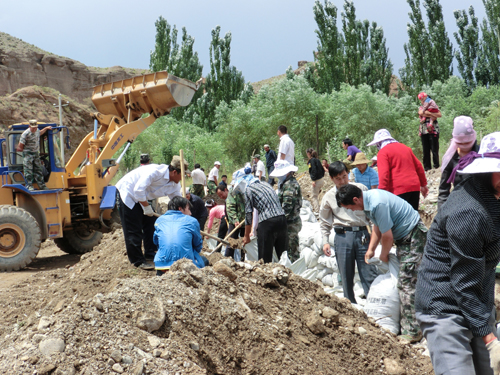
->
xmin=272 ymin=249 xmax=279 ymax=263
xmin=244 ymin=237 xmax=259 ymax=261
xmin=307 ymin=254 xmax=319 ymax=269
xmin=316 ymin=263 xmax=326 ymax=271
xmin=300 ymin=269 xmax=318 ymax=282
xmin=290 ymin=257 xmax=306 ymax=275
xmin=321 ymin=274 xmax=335 ymax=287
xmin=312 ymin=243 xmax=323 ymax=256
xmin=316 ymin=267 xmax=333 ymax=280
xmin=368 ymin=245 xmax=399 ymax=274
xmin=324 ymin=285 xmax=343 ymax=296
xmin=206 ymin=238 xmax=218 ymax=250
xmin=354 ymin=281 xmax=365 ymax=298
xmin=298 ymin=222 xmax=318 ymax=248
xmin=302 ymin=200 xmax=313 ymax=210
xmin=317 ymin=255 xmax=338 ymax=271
xmin=363 ymin=254 xmax=400 ymax=334
xmin=279 ymin=251 xmax=292 ymax=268
xmin=313 ymin=230 xmax=323 ymax=250
xmin=300 ymin=208 xmax=309 ymax=216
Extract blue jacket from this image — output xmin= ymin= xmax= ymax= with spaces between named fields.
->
xmin=153 ymin=210 xmax=205 ymax=269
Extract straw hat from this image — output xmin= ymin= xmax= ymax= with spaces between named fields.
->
xmin=269 ymin=160 xmax=298 ymax=177
xmin=350 ymin=153 xmax=371 ymax=166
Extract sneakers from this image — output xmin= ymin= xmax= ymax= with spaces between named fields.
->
xmin=26 ymin=185 xmax=34 ymax=191
xmin=136 ymin=261 xmax=155 ymax=270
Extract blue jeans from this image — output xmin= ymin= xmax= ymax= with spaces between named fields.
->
xmin=334 ymin=229 xmax=379 ymax=303
xmin=417 ymin=311 xmax=496 ymax=375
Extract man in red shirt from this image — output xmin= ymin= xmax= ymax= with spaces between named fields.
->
xmin=367 ymin=129 xmax=429 ymax=210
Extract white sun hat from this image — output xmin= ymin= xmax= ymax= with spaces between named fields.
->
xmin=270 ymin=160 xmax=298 ymax=177
xmin=458 ymin=132 xmax=500 ymax=174
xmin=367 ymin=129 xmax=396 ymax=147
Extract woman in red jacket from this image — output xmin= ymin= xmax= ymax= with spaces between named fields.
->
xmin=367 ymin=129 xmax=429 ymax=210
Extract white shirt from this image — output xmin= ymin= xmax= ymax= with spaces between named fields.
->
xmin=278 ymin=134 xmax=295 ymax=165
xmin=256 ymin=160 xmax=266 ymax=178
xmin=208 ymin=166 xmax=219 ymax=182
xmin=116 ymin=164 xmax=181 ymax=209
xmin=191 ymin=168 xmax=206 ymax=185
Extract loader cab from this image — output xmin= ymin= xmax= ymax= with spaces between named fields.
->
xmin=4 ymin=123 xmax=66 ymax=185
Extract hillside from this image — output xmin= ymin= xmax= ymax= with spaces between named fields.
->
xmin=0 ymin=32 xmax=146 ymax=102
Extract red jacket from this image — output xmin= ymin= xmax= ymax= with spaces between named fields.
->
xmin=377 ymin=142 xmax=427 ymax=196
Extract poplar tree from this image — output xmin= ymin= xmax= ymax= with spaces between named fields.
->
xmin=399 ymin=0 xmax=453 ymax=90
xmin=478 ymin=0 xmax=500 ymax=85
xmin=308 ymin=0 xmax=344 ymax=93
xmin=342 ymin=1 xmax=361 ymax=87
xmin=453 ymin=7 xmax=479 ymax=90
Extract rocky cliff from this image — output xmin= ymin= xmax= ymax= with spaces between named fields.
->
xmin=0 ymin=32 xmax=146 ymax=103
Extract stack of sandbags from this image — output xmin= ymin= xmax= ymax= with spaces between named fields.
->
xmin=300 ymin=200 xmax=317 ymax=223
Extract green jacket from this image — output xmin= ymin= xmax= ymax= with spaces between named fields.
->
xmin=278 ymin=176 xmax=302 ymax=223
xmin=226 ymin=188 xmax=245 ymax=224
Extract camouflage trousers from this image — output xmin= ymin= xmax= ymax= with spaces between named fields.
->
xmin=207 ymin=180 xmax=217 ymax=195
xmin=395 ymin=220 xmax=428 ymax=337
xmin=190 ymin=184 xmax=205 ymax=198
xmin=23 ymin=151 xmax=45 ymax=188
xmin=287 ymin=219 xmax=302 ymax=263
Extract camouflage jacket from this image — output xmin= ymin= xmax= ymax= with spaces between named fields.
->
xmin=226 ymin=187 xmax=245 ymax=224
xmin=278 ymin=176 xmax=302 ymax=223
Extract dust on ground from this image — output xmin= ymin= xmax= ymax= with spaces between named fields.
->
xmin=0 ymin=227 xmax=433 ymax=375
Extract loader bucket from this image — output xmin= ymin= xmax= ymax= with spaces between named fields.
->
xmin=91 ymin=71 xmax=198 ymax=120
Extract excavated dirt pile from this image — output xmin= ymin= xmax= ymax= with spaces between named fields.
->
xmin=0 ymin=228 xmax=433 ymax=375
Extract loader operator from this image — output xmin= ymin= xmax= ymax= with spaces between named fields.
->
xmin=16 ymin=119 xmax=51 ymax=191
xmin=116 ymin=156 xmax=187 ymax=270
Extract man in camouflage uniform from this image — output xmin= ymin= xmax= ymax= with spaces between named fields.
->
xmin=16 ymin=120 xmax=52 ymax=191
xmin=271 ymin=160 xmax=302 ymax=262
xmin=336 ymin=184 xmax=427 ymax=342
xmin=217 ymin=184 xmax=246 ymax=258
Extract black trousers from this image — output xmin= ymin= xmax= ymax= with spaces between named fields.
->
xmin=257 ymin=215 xmax=288 ymax=263
xmin=398 ymin=191 xmax=420 ymax=211
xmin=421 ymin=133 xmax=440 ymax=171
xmin=197 ymin=216 xmax=208 ymax=232
xmin=225 ymin=222 xmax=246 ymax=258
xmin=119 ymin=196 xmax=157 ymax=266
xmin=267 ymin=166 xmax=275 ymax=185
xmin=217 ymin=216 xmax=228 ymax=246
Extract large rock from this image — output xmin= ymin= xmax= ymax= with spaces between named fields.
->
xmin=136 ymin=298 xmax=166 ymax=333
xmin=39 ymin=338 xmax=65 ymax=356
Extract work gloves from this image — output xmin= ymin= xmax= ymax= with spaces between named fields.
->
xmin=487 ymin=338 xmax=500 ymax=375
xmin=142 ymin=205 xmax=154 ymax=217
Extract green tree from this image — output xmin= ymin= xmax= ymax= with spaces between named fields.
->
xmin=478 ymin=0 xmax=500 ymax=85
xmin=149 ymin=17 xmax=203 ymax=120
xmin=308 ymin=0 xmax=344 ymax=93
xmin=342 ymin=1 xmax=361 ymax=87
xmin=400 ymin=0 xmax=453 ymax=91
xmin=363 ymin=22 xmax=394 ymax=95
xmin=453 ymin=6 xmax=480 ymax=90
xmin=184 ymin=26 xmax=248 ymax=130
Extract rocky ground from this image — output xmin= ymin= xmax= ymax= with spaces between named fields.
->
xmin=0 ymin=233 xmax=434 ymax=375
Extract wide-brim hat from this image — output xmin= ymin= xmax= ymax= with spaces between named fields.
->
xmin=459 ymin=132 xmax=500 ymax=174
xmin=270 ymin=160 xmax=298 ymax=177
xmin=350 ymin=153 xmax=371 ymax=166
xmin=367 ymin=129 xmax=395 ymax=147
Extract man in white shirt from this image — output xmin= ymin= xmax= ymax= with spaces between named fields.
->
xmin=116 ymin=155 xmax=187 ymax=270
xmin=208 ymin=161 xmax=221 ymax=194
xmin=190 ymin=163 xmax=206 ymax=198
xmin=254 ymin=155 xmax=266 ymax=181
xmin=277 ymin=125 xmax=295 ymax=165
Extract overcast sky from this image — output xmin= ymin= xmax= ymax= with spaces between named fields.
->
xmin=1 ymin=0 xmax=486 ymax=83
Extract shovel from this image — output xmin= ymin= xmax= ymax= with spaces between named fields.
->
xmin=208 ymin=221 xmax=245 ymax=255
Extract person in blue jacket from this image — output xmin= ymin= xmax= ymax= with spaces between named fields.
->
xmin=153 ymin=196 xmax=209 ymax=275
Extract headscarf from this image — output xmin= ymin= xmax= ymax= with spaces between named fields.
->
xmin=441 ymin=116 xmax=476 ymax=172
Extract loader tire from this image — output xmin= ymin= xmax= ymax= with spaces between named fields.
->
xmin=0 ymin=205 xmax=41 ymax=271
xmin=54 ymin=229 xmax=103 ymax=255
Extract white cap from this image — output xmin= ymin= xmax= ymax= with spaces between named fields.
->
xmin=214 ymin=161 xmax=221 ymax=166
